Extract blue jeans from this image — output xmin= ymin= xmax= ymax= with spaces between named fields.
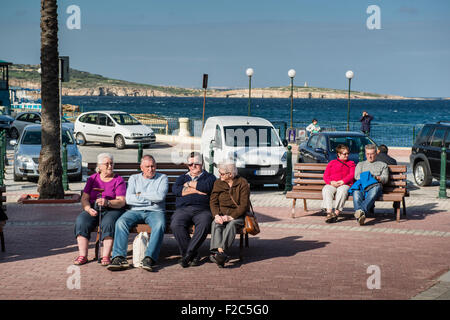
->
xmin=112 ymin=209 xmax=166 ymax=262
xmin=352 ymin=183 xmax=383 ymax=214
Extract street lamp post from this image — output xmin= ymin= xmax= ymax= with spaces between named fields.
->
xmin=288 ymin=69 xmax=296 ymax=128
xmin=246 ymin=68 xmax=254 ymax=116
xmin=345 ymin=70 xmax=354 ymax=131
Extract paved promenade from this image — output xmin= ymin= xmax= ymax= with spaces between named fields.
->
xmin=1 ymin=147 xmax=449 ymax=300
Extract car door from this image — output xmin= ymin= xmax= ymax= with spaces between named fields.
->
xmin=212 ymin=125 xmax=225 ymax=165
xmin=96 ymin=113 xmax=115 ymax=143
xmin=13 ymin=113 xmax=31 ymax=136
xmin=80 ymin=113 xmax=99 ymax=142
xmin=314 ymin=134 xmax=328 ymax=163
xmin=302 ymin=135 xmax=319 ymax=163
xmin=427 ymin=127 xmax=447 ymax=176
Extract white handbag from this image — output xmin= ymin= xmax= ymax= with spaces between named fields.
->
xmin=132 ymin=232 xmax=149 ymax=268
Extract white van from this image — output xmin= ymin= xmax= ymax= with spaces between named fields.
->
xmin=201 ymin=116 xmax=288 ymax=188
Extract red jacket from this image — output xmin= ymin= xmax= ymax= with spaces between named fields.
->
xmin=323 ymin=159 xmax=356 ymax=186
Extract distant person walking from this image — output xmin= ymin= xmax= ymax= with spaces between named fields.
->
xmin=306 ymin=119 xmax=321 ymax=136
xmin=359 ymin=111 xmax=373 ymax=135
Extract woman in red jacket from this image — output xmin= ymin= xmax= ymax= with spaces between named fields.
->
xmin=322 ymin=144 xmax=356 ymax=223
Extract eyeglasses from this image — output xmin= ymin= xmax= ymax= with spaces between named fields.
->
xmin=188 ymin=163 xmax=202 ymax=167
xmin=340 ymin=153 xmax=349 ymax=156
xmin=219 ymin=171 xmax=230 ymax=176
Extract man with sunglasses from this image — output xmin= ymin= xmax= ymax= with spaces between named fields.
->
xmin=170 ymin=152 xmax=216 ymax=268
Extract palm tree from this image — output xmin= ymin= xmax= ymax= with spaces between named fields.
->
xmin=38 ymin=0 xmax=64 ymax=199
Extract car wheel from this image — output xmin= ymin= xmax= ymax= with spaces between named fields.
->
xmin=76 ymin=133 xmax=87 ymax=146
xmin=70 ymin=173 xmax=83 ymax=182
xmin=414 ymin=161 xmax=432 ymax=187
xmin=10 ymin=128 xmax=19 ymax=140
xmin=114 ymin=135 xmax=125 ymax=149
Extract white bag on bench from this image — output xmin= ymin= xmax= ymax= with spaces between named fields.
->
xmin=132 ymin=232 xmax=149 ymax=268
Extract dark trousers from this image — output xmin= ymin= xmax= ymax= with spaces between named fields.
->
xmin=170 ymin=206 xmax=212 ymax=258
xmin=74 ymin=208 xmax=125 ymax=241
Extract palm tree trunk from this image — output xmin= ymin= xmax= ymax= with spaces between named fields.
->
xmin=38 ymin=0 xmax=64 ymax=199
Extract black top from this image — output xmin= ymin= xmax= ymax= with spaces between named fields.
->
xmin=375 ymin=152 xmax=397 ymax=166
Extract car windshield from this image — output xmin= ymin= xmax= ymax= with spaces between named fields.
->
xmin=21 ymin=129 xmax=75 ymax=145
xmin=329 ymin=136 xmax=375 ymax=153
xmin=110 ymin=113 xmax=140 ymax=125
xmin=223 ymin=125 xmax=281 ymax=147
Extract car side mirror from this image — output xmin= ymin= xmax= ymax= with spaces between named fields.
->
xmin=10 ymin=139 xmax=17 ymax=146
xmin=282 ymin=139 xmax=288 ymax=147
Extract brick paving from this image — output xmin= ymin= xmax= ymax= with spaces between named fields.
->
xmin=1 ymin=199 xmax=449 ymax=300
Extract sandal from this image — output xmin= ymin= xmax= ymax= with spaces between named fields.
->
xmin=101 ymin=256 xmax=111 ymax=266
xmin=74 ymin=256 xmax=88 ymax=265
xmin=325 ymin=213 xmax=334 ymax=223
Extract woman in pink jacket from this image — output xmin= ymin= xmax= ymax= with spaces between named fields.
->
xmin=322 ymin=144 xmax=356 ymax=223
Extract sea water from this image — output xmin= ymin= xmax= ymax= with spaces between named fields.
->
xmin=62 ymin=96 xmax=450 ymax=147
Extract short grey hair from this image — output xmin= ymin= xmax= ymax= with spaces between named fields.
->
xmin=218 ymin=162 xmax=238 ymax=179
xmin=365 ymin=144 xmax=377 ymax=152
xmin=96 ymin=153 xmax=114 ymax=173
xmin=188 ymin=151 xmax=203 ymax=164
xmin=141 ymin=154 xmax=156 ymax=164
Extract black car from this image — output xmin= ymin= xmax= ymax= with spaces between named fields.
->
xmin=298 ymin=131 xmax=377 ymax=164
xmin=0 ymin=109 xmax=15 ymax=135
xmin=410 ymin=122 xmax=450 ymax=186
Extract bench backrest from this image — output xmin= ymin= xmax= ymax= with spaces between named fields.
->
xmin=87 ymin=162 xmax=189 ymax=227
xmin=293 ymin=163 xmax=407 ymax=194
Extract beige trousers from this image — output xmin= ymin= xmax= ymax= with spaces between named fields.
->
xmin=322 ymin=184 xmax=350 ymax=211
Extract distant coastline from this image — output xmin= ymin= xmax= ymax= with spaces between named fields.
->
xmin=9 ymin=63 xmax=440 ymax=100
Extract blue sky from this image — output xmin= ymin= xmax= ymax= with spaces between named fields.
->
xmin=1 ymin=0 xmax=449 ymax=97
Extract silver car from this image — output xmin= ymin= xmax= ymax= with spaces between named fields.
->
xmin=10 ymin=111 xmax=74 ymax=139
xmin=11 ymin=125 xmax=82 ymax=182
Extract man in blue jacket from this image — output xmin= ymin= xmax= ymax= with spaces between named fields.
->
xmin=170 ymin=152 xmax=216 ymax=268
xmin=351 ymin=144 xmax=389 ymax=225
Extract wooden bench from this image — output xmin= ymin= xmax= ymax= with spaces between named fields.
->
xmin=286 ymin=163 xmax=408 ymax=222
xmin=0 ymin=186 xmax=6 ymax=252
xmin=86 ymin=162 xmax=250 ymax=261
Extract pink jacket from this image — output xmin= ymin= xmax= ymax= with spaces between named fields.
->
xmin=323 ymin=159 xmax=356 ymax=186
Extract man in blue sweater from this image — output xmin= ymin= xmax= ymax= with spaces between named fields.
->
xmin=108 ymin=155 xmax=169 ymax=272
xmin=170 ymin=152 xmax=216 ymax=268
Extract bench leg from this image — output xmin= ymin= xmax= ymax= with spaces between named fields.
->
xmin=0 ymin=231 xmax=5 ymax=252
xmin=245 ymin=233 xmax=249 ymax=248
xmin=303 ymin=199 xmax=308 ymax=212
xmin=395 ymin=205 xmax=401 ymax=223
xmin=402 ymin=198 xmax=406 ymax=217
xmin=291 ymin=199 xmax=296 ymax=218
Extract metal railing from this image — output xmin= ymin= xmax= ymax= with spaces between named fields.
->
xmin=291 ymin=121 xmax=423 ymax=147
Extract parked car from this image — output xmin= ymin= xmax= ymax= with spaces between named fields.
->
xmin=10 ymin=124 xmax=82 ymax=182
xmin=74 ymin=111 xmax=156 ymax=149
xmin=410 ymin=122 xmax=450 ymax=186
xmin=9 ymin=111 xmax=74 ymax=139
xmin=298 ymin=131 xmax=377 ymax=164
xmin=0 ymin=109 xmax=15 ymax=134
xmin=201 ymin=116 xmax=288 ymax=188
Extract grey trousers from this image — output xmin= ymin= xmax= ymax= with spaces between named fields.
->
xmin=321 ymin=184 xmax=350 ymax=211
xmin=210 ymin=216 xmax=245 ymax=253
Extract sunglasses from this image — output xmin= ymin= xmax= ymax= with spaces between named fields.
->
xmin=339 ymin=153 xmax=349 ymax=156
xmin=188 ymin=163 xmax=202 ymax=167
